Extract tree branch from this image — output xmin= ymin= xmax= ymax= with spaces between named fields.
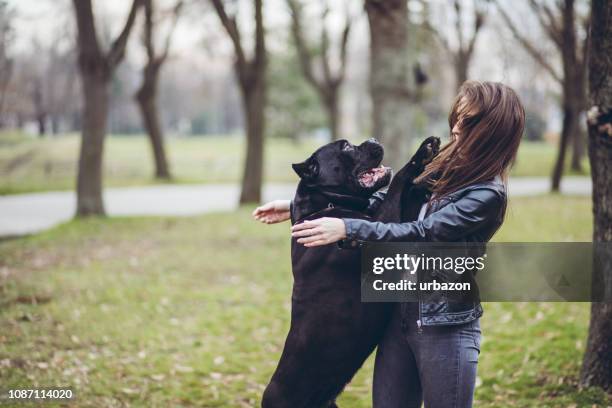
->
xmin=465 ymin=9 xmax=484 ymax=60
xmin=210 ymin=0 xmax=246 ymax=68
xmin=287 ymin=0 xmax=320 ymax=89
xmin=160 ymin=0 xmax=184 ymax=61
xmin=288 ymin=0 xmax=349 ymax=93
xmin=496 ymin=2 xmax=563 ymax=84
xmin=253 ymin=0 xmax=265 ymax=68
xmin=453 ymin=0 xmax=464 ymax=52
xmin=108 ymin=0 xmax=143 ymax=69
xmin=558 ymin=0 xmax=579 ymax=76
xmin=142 ymin=0 xmax=155 ymax=62
xmin=337 ymin=12 xmax=351 ymax=84
xmin=320 ymin=5 xmax=332 ymax=84
xmin=72 ymin=0 xmax=103 ymax=60
xmin=527 ymin=0 xmax=563 ymax=48
xmin=422 ymin=20 xmax=451 ymax=52
xmin=540 ymin=1 xmax=562 ymax=34
xmin=578 ymin=13 xmax=590 ymax=95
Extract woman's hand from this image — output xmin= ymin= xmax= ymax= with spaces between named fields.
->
xmin=291 ymin=217 xmax=347 ymax=247
xmin=253 ymin=200 xmax=291 ymax=224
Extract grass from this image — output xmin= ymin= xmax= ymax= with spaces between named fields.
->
xmin=1 ymin=194 xmax=610 ymax=407
xmin=511 ymin=142 xmax=591 ymax=178
xmin=0 ymin=132 xmax=590 ymax=195
xmin=0 ymin=133 xmax=314 ymax=195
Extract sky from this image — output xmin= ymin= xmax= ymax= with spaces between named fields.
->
xmin=7 ymin=0 xmax=376 ymax=79
xmin=10 ymin=0 xmax=204 ymax=57
xmin=6 ymin=0 xmax=562 ymax=131
xmin=7 ymin=0 xmax=532 ymax=72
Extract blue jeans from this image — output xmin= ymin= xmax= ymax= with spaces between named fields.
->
xmin=373 ymin=304 xmax=481 ymax=408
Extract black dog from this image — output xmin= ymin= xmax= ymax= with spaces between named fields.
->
xmin=262 ymin=137 xmax=440 ymax=408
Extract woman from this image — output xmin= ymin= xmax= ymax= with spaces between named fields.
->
xmin=253 ymin=81 xmax=525 ymax=408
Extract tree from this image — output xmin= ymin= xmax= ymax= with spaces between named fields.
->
xmin=135 ymin=0 xmax=183 ymax=180
xmin=425 ymin=0 xmax=486 ymax=92
xmin=72 ymin=0 xmax=143 ymax=216
xmin=287 ymin=0 xmax=350 ymax=141
xmin=266 ymin=48 xmax=327 ymax=141
xmin=46 ymin=31 xmax=80 ymax=135
xmin=6 ymin=24 xmax=78 ymax=136
xmin=496 ymin=0 xmax=589 ymax=189
xmin=0 ymin=0 xmax=14 ymax=126
xmin=210 ymin=0 xmax=267 ymax=204
xmin=31 ymin=75 xmax=47 ymax=136
xmin=580 ymin=0 xmax=612 ymax=392
xmin=365 ymin=0 xmax=418 ymax=170
xmin=29 ymin=38 xmax=51 ymax=136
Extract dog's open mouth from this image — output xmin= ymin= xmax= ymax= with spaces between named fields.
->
xmin=358 ymin=165 xmax=391 ymax=188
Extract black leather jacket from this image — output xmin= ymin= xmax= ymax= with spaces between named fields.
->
xmin=342 ymin=178 xmax=507 ymax=327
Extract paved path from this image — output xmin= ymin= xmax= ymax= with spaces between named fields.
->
xmin=0 ymin=177 xmax=591 ymax=238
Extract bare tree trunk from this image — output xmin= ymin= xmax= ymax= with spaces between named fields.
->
xmin=365 ymin=0 xmax=414 ymax=171
xmin=33 ymin=78 xmax=47 ymax=137
xmin=324 ymin=91 xmax=340 ymax=141
xmin=240 ymin=77 xmax=266 ymax=203
xmin=552 ymin=0 xmax=580 ymax=190
xmin=135 ymin=0 xmax=180 ymax=181
xmin=72 ymin=0 xmax=142 ymax=216
xmin=570 ymin=114 xmax=585 ymax=172
xmin=36 ymin=114 xmax=46 ymax=136
xmin=551 ymin=103 xmax=579 ymax=191
xmin=571 ymin=125 xmax=587 ymax=171
xmin=570 ymin=70 xmax=587 ymax=172
xmin=211 ymin=0 xmax=266 ymax=204
xmin=0 ymin=31 xmax=12 ymax=127
xmin=136 ymin=63 xmax=171 ymax=179
xmin=0 ymin=65 xmax=11 ymax=127
xmin=77 ymin=73 xmax=109 ymax=216
xmin=582 ymin=299 xmax=612 ymax=391
xmin=137 ymin=94 xmax=171 ymax=180
xmin=455 ymin=55 xmax=468 ymax=92
xmin=551 ymin=0 xmax=586 ymax=190
xmin=580 ymin=0 xmax=612 ymax=391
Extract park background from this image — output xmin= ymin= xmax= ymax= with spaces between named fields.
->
xmin=0 ymin=0 xmax=610 ymax=407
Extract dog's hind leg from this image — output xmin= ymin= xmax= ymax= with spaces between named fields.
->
xmin=261 ymin=381 xmax=292 ymax=408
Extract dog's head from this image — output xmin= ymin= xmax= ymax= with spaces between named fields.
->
xmin=292 ymin=138 xmax=392 ymax=199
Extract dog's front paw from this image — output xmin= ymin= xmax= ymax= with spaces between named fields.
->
xmin=412 ymin=136 xmax=440 ymax=167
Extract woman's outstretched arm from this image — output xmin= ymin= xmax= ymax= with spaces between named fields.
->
xmin=252 ymin=200 xmax=291 ymax=224
xmin=292 ymin=187 xmax=504 ymax=246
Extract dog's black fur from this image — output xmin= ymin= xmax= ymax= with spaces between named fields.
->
xmin=262 ymin=137 xmax=440 ymax=408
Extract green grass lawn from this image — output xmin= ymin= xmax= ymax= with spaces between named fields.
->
xmin=0 ymin=132 xmax=590 ymax=195
xmin=511 ymin=141 xmax=591 ymax=178
xmin=1 ymin=194 xmax=609 ymax=407
xmin=0 ymin=133 xmax=314 ymax=195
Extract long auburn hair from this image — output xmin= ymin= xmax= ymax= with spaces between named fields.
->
xmin=415 ymin=81 xmax=526 ymax=198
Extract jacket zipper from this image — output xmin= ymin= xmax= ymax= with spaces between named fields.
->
xmin=416 ymin=265 xmax=423 ymax=334
xmin=415 ymin=199 xmax=429 ymax=336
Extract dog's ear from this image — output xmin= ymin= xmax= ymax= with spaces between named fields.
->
xmin=292 ymin=158 xmax=318 ymax=180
